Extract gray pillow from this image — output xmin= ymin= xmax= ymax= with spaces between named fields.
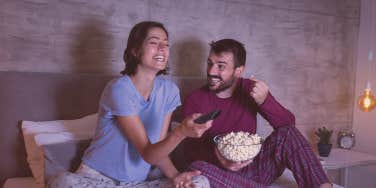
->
xmin=42 ymin=139 xmax=91 ymax=184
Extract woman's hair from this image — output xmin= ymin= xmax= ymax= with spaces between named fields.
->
xmin=121 ymin=21 xmax=169 ymax=75
xmin=210 ymin=39 xmax=246 ymax=68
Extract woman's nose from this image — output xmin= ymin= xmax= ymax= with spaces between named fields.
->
xmin=158 ymin=43 xmax=168 ymax=51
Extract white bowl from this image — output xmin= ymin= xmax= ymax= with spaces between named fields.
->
xmin=213 ymin=133 xmax=262 ymax=162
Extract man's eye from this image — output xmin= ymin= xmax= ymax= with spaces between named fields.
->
xmin=218 ymin=65 xmax=225 ymax=70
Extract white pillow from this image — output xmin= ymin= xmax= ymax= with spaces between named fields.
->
xmin=21 ymin=113 xmax=97 ymax=187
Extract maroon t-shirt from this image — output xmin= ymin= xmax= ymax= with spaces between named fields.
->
xmin=182 ymin=78 xmax=295 ymax=166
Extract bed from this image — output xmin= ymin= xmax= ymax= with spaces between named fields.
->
xmin=0 ymin=71 xmax=342 ymax=188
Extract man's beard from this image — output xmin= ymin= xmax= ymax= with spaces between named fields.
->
xmin=208 ymin=75 xmax=236 ymax=93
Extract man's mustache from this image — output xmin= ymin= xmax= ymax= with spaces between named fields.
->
xmin=207 ymin=74 xmax=222 ymax=80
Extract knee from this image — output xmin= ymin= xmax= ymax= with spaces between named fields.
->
xmin=276 ymin=126 xmax=304 ymax=138
xmin=269 ymin=126 xmax=310 ymax=147
xmin=277 ymin=126 xmax=312 ymax=149
xmin=276 ymin=126 xmax=297 ymax=133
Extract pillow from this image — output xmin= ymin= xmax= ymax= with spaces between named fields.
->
xmin=21 ymin=113 xmax=97 ymax=187
xmin=43 ymin=139 xmax=91 ymax=184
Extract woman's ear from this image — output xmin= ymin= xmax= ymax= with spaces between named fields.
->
xmin=131 ymin=48 xmax=137 ymax=57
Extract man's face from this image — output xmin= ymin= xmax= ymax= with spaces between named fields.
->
xmin=207 ymin=51 xmax=241 ymax=93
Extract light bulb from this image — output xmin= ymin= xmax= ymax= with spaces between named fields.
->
xmin=358 ymin=88 xmax=376 ymax=112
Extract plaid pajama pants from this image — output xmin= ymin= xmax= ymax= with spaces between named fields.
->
xmin=188 ymin=126 xmax=330 ymax=188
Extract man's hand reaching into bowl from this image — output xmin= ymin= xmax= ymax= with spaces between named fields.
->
xmin=214 ymin=147 xmax=253 ymax=171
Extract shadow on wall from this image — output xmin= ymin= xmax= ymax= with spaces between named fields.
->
xmin=170 ymin=37 xmax=208 ymax=78
xmin=70 ymin=18 xmax=114 ymax=74
xmin=53 ymin=18 xmax=117 ymax=119
xmin=170 ymin=37 xmax=208 ymax=122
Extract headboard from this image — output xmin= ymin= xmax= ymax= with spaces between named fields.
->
xmin=0 ymin=71 xmax=115 ymax=186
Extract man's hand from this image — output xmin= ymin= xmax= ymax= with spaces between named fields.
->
xmin=214 ymin=147 xmax=252 ymax=171
xmin=176 ymin=113 xmax=212 ymax=138
xmin=173 ymin=170 xmax=201 ymax=188
xmin=249 ymin=76 xmax=269 ymax=105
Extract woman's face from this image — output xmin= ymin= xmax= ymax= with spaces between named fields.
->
xmin=138 ymin=27 xmax=169 ymax=73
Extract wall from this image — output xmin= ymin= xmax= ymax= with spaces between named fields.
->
xmin=350 ymin=0 xmax=376 ymax=187
xmin=0 ymin=0 xmax=361 ymax=184
xmin=0 ymin=0 xmax=360 ymax=138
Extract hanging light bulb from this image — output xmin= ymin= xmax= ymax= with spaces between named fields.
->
xmin=357 ymin=51 xmax=376 ymax=112
xmin=358 ymin=1 xmax=376 ymax=112
xmin=358 ymin=82 xmax=376 ymax=112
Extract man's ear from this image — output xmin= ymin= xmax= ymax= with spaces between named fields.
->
xmin=234 ymin=66 xmax=244 ymax=77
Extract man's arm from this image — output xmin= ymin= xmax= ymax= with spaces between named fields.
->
xmin=249 ymin=77 xmax=295 ymax=128
xmin=258 ymin=93 xmax=295 ymax=128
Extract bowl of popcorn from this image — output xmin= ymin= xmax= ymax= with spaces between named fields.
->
xmin=213 ymin=131 xmax=262 ymax=162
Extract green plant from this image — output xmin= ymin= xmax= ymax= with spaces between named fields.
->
xmin=315 ymin=126 xmax=333 ymax=144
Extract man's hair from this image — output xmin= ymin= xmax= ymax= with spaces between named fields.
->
xmin=121 ymin=21 xmax=169 ymax=75
xmin=210 ymin=39 xmax=246 ymax=68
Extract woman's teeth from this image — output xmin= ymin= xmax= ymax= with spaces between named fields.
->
xmin=154 ymin=56 xmax=165 ymax=62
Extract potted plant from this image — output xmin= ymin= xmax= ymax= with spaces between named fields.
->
xmin=315 ymin=126 xmax=333 ymax=157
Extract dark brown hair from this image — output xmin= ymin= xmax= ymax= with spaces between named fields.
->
xmin=210 ymin=39 xmax=246 ymax=68
xmin=121 ymin=21 xmax=169 ymax=75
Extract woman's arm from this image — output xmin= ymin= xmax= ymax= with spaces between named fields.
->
xmin=156 ymin=113 xmax=203 ymax=188
xmin=117 ymin=112 xmax=211 ymax=165
xmin=155 ymin=112 xmax=179 ymax=178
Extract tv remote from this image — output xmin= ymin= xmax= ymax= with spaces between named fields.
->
xmin=193 ymin=109 xmax=221 ymax=124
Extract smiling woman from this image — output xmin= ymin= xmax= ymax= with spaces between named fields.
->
xmin=48 ymin=21 xmax=211 ymax=188
xmin=121 ymin=22 xmax=169 ymax=76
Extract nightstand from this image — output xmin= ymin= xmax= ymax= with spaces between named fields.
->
xmin=320 ymin=148 xmax=376 ymax=187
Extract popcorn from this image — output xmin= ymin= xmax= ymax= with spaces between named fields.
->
xmin=216 ymin=131 xmax=262 ymax=162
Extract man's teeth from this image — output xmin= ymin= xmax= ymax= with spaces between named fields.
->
xmin=210 ymin=78 xmax=221 ymax=83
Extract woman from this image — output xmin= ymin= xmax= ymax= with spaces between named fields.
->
xmin=49 ymin=21 xmax=211 ymax=188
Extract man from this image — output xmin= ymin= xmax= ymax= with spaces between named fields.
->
xmin=182 ymin=39 xmax=332 ymax=188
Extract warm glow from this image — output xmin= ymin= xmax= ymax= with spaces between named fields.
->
xmin=364 ymin=97 xmax=371 ymax=108
xmin=358 ymin=89 xmax=376 ymax=112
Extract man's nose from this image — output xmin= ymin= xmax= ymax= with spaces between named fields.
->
xmin=208 ymin=65 xmax=217 ymax=75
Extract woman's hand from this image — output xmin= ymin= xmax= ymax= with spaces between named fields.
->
xmin=175 ymin=113 xmax=212 ymax=138
xmin=214 ymin=147 xmax=252 ymax=171
xmin=173 ymin=170 xmax=201 ymax=188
